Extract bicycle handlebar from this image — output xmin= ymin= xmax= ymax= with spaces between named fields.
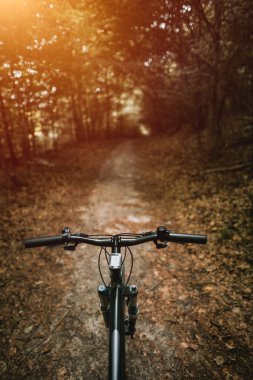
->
xmin=166 ymin=233 xmax=207 ymax=244
xmin=24 ymin=235 xmax=63 ymax=248
xmin=24 ymin=227 xmax=207 ymax=249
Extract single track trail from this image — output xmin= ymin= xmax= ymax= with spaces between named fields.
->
xmin=64 ymin=141 xmax=168 ymax=379
xmin=1 ymin=137 xmax=252 ymax=380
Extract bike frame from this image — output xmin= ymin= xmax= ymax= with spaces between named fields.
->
xmin=109 ymin=282 xmax=125 ymax=379
xmin=108 ymin=237 xmax=125 ymax=380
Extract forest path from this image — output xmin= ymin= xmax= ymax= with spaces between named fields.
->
xmin=65 ymin=140 xmax=167 ymax=379
xmin=77 ymin=140 xmax=152 ymax=233
xmin=2 ymin=137 xmax=251 ymax=380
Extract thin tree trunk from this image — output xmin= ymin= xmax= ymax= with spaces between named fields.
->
xmin=0 ymin=92 xmax=18 ymax=165
xmin=104 ymin=76 xmax=111 ymax=138
xmin=71 ymin=93 xmax=83 ymax=143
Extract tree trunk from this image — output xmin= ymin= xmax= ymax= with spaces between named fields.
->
xmin=104 ymin=76 xmax=112 ymax=138
xmin=19 ymin=109 xmax=30 ymax=159
xmin=71 ymin=93 xmax=84 ymax=143
xmin=208 ymin=0 xmax=224 ymax=151
xmin=0 ymin=93 xmax=18 ymax=165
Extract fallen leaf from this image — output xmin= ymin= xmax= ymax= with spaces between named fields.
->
xmin=57 ymin=367 xmax=67 ymax=379
xmin=225 ymin=341 xmax=236 ymax=350
xmin=238 ymin=263 xmax=250 ymax=270
xmin=206 ymin=265 xmax=216 ymax=272
xmin=0 ymin=361 xmax=7 ymax=373
xmin=232 ymin=307 xmax=240 ymax=314
xmin=189 ymin=343 xmax=199 ymax=351
xmin=204 ymin=285 xmax=214 ymax=292
xmin=178 ymin=294 xmax=187 ymax=301
xmin=24 ymin=325 xmax=33 ymax=334
xmin=9 ymin=347 xmax=17 ymax=356
xmin=214 ymin=356 xmax=225 ymax=366
xmin=197 ymin=307 xmax=206 ymax=314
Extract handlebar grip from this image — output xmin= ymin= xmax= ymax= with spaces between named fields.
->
xmin=24 ymin=235 xmax=63 ymax=248
xmin=167 ymin=233 xmax=207 ymax=244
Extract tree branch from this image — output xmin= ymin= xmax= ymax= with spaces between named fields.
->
xmin=192 ymin=0 xmax=217 ymax=40
xmin=17 ymin=309 xmax=70 ymax=363
xmin=203 ymin=161 xmax=252 ymax=175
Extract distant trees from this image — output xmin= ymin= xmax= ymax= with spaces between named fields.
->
xmin=189 ymin=0 xmax=253 ymax=145
xmin=0 ymin=0 xmax=252 ymax=163
xmin=139 ymin=0 xmax=252 ymax=144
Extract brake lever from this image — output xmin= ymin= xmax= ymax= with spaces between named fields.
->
xmin=62 ymin=227 xmax=82 ymax=251
xmin=61 ymin=226 xmax=89 ymax=251
xmin=64 ymin=243 xmax=78 ymax=251
xmin=154 ymin=240 xmax=167 ymax=249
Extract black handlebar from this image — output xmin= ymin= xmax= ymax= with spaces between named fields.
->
xmin=24 ymin=227 xmax=207 ymax=249
xmin=24 ymin=235 xmax=64 ymax=248
xmin=167 ymin=233 xmax=207 ymax=244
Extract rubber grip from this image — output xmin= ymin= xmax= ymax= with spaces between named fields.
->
xmin=168 ymin=233 xmax=207 ymax=244
xmin=24 ymin=235 xmax=63 ymax=248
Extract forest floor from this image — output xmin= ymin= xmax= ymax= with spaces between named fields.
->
xmin=0 ymin=131 xmax=252 ymax=380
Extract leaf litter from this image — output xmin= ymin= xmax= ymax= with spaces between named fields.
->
xmin=0 ymin=133 xmax=252 ymax=379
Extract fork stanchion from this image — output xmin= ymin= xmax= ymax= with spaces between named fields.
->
xmin=97 ymin=285 xmax=110 ymax=328
xmin=125 ymin=285 xmax=139 ymax=338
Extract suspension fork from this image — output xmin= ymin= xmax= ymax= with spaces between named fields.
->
xmin=124 ymin=285 xmax=139 ymax=338
xmin=98 ymin=284 xmax=110 ymax=328
xmin=97 ymin=239 xmax=139 ymax=338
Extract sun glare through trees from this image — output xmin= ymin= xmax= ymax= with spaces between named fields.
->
xmin=0 ymin=0 xmax=252 ymax=164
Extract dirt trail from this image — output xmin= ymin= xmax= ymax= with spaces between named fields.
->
xmin=2 ymin=137 xmax=252 ymax=379
xmin=57 ymin=141 xmax=166 ymax=379
xmin=77 ymin=140 xmax=152 ymax=233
